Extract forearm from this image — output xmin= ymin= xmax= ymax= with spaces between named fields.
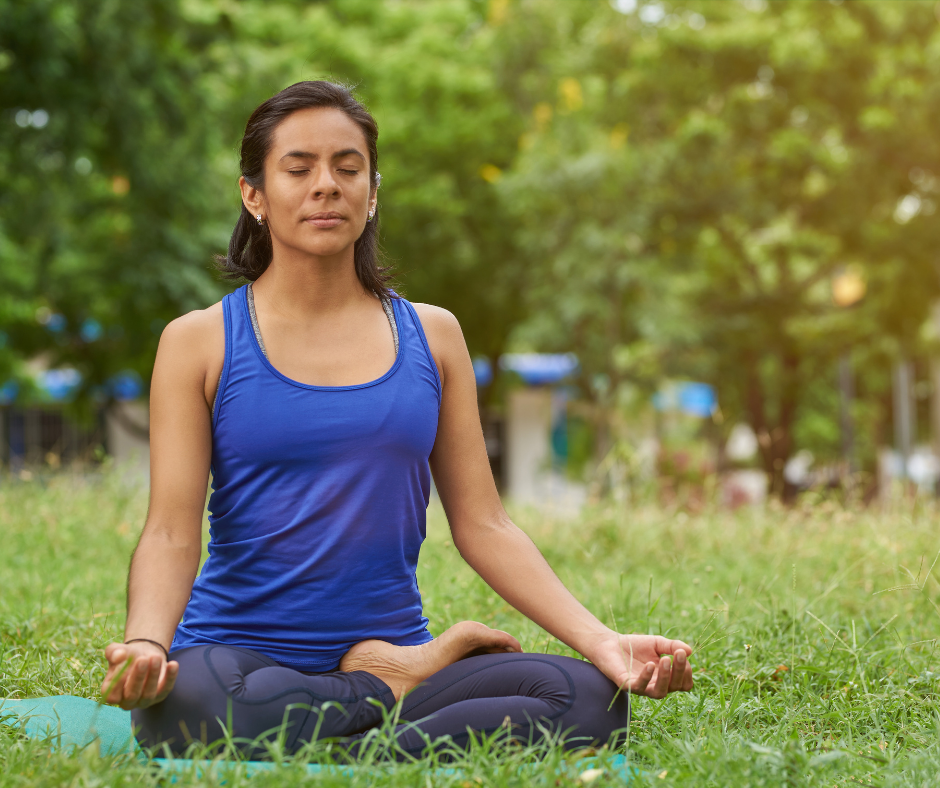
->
xmin=454 ymin=515 xmax=614 ymax=659
xmin=124 ymin=525 xmax=202 ymax=651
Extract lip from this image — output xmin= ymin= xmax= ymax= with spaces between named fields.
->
xmin=304 ymin=211 xmax=344 ymax=228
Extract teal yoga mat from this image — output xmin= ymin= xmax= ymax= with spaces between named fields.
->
xmin=1 ymin=695 xmax=135 ymax=756
xmin=1 ymin=696 xmax=638 ymax=781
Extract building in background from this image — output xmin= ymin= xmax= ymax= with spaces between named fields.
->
xmin=476 ymin=353 xmax=586 ymax=514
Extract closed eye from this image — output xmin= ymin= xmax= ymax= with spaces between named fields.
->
xmin=338 ymin=169 xmax=359 ymax=175
xmin=288 ymin=169 xmax=309 ymax=176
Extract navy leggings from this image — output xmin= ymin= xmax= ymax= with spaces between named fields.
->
xmin=133 ymin=645 xmax=631 ymax=760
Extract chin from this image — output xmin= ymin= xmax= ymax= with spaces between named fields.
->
xmin=292 ymin=238 xmax=356 ymax=259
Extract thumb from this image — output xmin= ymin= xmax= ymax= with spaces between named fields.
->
xmin=104 ymin=643 xmax=129 ymax=665
xmin=628 ymin=661 xmax=657 ymax=694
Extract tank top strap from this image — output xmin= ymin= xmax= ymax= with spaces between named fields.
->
xmin=212 ymin=285 xmax=255 ymax=427
xmin=396 ymin=298 xmax=442 ymax=406
xmin=211 ymin=289 xmax=233 ymax=428
xmin=214 ymin=287 xmax=440 ymax=423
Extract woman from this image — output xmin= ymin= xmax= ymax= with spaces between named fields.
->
xmin=100 ymin=81 xmax=694 ymax=759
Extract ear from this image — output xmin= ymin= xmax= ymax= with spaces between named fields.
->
xmin=368 ymin=188 xmax=378 ymax=216
xmin=239 ymin=176 xmax=265 ymax=220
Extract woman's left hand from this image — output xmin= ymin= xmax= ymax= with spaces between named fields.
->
xmin=587 ymin=633 xmax=694 ymax=699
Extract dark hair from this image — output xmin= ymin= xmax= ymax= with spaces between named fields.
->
xmin=216 ymin=81 xmax=392 ymax=298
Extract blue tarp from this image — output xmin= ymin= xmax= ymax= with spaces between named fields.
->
xmin=499 ymin=353 xmax=579 ymax=386
xmin=0 ymin=369 xmax=143 ymax=404
xmin=653 ymin=382 xmax=717 ymax=418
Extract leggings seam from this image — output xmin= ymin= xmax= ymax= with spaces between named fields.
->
xmin=401 ymin=656 xmax=577 ymax=721
xmin=286 ymin=708 xmax=313 ymax=752
xmin=203 ymin=645 xmax=394 ymax=708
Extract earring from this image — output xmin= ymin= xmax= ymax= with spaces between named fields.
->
xmin=367 ymin=208 xmax=375 ymax=221
xmin=256 ymin=214 xmax=263 ymax=225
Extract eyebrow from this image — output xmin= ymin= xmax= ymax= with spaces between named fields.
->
xmin=279 ymin=148 xmax=367 ymax=164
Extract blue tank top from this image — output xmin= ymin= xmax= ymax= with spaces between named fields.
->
xmin=172 ymin=285 xmax=440 ymax=670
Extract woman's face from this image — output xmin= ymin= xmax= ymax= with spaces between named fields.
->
xmin=245 ymin=107 xmax=376 ymax=262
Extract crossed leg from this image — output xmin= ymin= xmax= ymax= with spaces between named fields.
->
xmin=373 ymin=651 xmax=631 ymax=758
xmin=133 ymin=624 xmax=629 ymax=759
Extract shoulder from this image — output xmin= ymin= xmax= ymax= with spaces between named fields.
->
xmin=159 ymin=301 xmax=224 ymax=354
xmin=409 ymin=303 xmax=468 ymax=387
xmin=410 ymin=302 xmax=463 ymax=341
xmin=154 ymin=301 xmax=225 ymax=389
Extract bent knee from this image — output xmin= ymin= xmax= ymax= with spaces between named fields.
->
xmin=551 ymin=657 xmax=631 ymax=748
xmin=133 ymin=645 xmax=272 ymax=753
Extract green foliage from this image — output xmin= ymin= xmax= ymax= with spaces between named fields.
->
xmin=4 ymin=0 xmax=940 ymax=483
xmin=1 ymin=0 xmax=530 ymax=395
xmin=210 ymin=0 xmax=529 ymax=362
xmin=0 ymin=0 xmax=231 ymax=394
xmin=493 ymin=0 xmax=940 ymax=482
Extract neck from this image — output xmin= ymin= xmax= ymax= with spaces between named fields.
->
xmin=251 ymin=244 xmax=371 ymax=319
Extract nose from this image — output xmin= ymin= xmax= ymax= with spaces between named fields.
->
xmin=310 ymin=165 xmax=340 ymax=199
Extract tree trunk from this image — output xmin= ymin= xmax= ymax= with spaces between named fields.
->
xmin=746 ymin=349 xmax=799 ymax=500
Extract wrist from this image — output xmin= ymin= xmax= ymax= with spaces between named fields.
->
xmin=124 ymin=638 xmax=170 ymax=660
xmin=575 ymin=625 xmax=619 ymax=663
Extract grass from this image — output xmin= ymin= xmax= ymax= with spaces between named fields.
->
xmin=2 ymin=469 xmax=940 ymax=786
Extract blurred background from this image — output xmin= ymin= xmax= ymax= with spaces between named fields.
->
xmin=2 ymin=0 xmax=940 ymax=509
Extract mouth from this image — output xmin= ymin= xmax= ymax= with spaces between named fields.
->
xmin=304 ymin=212 xmax=344 ymax=228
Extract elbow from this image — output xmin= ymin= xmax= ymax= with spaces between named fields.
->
xmin=451 ymin=509 xmax=518 ymax=559
xmin=136 ymin=519 xmax=203 ymax=561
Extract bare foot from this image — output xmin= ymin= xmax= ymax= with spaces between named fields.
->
xmin=339 ymin=621 xmax=522 ymax=700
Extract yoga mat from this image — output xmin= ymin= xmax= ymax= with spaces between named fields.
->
xmin=1 ymin=695 xmax=135 ymax=756
xmin=1 ymin=696 xmax=638 ymax=781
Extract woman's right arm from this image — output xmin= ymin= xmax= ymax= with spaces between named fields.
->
xmin=100 ymin=307 xmax=222 ymax=709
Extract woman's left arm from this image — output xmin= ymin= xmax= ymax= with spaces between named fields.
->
xmin=418 ymin=305 xmax=693 ymax=699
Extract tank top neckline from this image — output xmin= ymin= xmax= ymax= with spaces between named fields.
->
xmin=239 ymin=284 xmax=406 ymax=393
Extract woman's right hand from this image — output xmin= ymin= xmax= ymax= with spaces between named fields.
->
xmin=100 ymin=641 xmax=179 ymax=709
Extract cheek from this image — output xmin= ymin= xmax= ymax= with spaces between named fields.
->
xmin=351 ymin=184 xmax=372 ymax=208
xmin=265 ymin=185 xmax=306 ymax=226
xmin=271 ymin=180 xmax=307 ymax=204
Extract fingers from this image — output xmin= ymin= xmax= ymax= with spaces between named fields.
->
xmin=650 ymin=638 xmax=695 ymax=694
xmin=609 ymin=635 xmax=695 ymax=699
xmin=668 ymin=649 xmax=688 ymax=692
xmin=120 ymin=654 xmax=166 ymax=710
xmin=657 ymin=636 xmax=694 ymax=658
xmin=118 ymin=655 xmax=149 ymax=709
xmin=681 ymin=656 xmax=694 ymax=691
xmin=155 ymin=660 xmax=180 ymax=703
xmin=665 ymin=647 xmax=694 ymax=692
xmin=652 ymin=654 xmax=673 ymax=698
xmin=481 ymin=629 xmax=522 ymax=654
xmin=100 ymin=650 xmax=132 ymax=703
xmin=495 ymin=629 xmax=523 ymax=653
xmin=102 ymin=642 xmax=178 ymax=709
xmin=100 ymin=667 xmax=123 ymax=704
xmin=636 ymin=651 xmax=694 ymax=698
xmin=140 ymin=654 xmax=163 ymax=699
xmin=138 ymin=657 xmax=174 ymax=709
xmin=629 ymin=661 xmax=657 ymax=695
xmin=104 ymin=643 xmax=128 ymax=663
xmin=632 ymin=655 xmax=673 ymax=699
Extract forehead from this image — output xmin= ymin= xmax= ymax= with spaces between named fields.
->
xmin=269 ymin=107 xmax=370 ymax=160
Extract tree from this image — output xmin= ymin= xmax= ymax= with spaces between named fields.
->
xmin=0 ymin=0 xmax=232 ymax=415
xmin=0 ymin=0 xmax=531 ymax=412
xmin=495 ymin=0 xmax=940 ymax=492
xmin=179 ymin=0 xmax=530 ymax=367
xmin=6 ymin=0 xmax=940 ymax=495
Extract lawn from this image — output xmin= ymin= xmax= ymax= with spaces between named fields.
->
xmin=1 ymin=470 xmax=939 ymax=786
